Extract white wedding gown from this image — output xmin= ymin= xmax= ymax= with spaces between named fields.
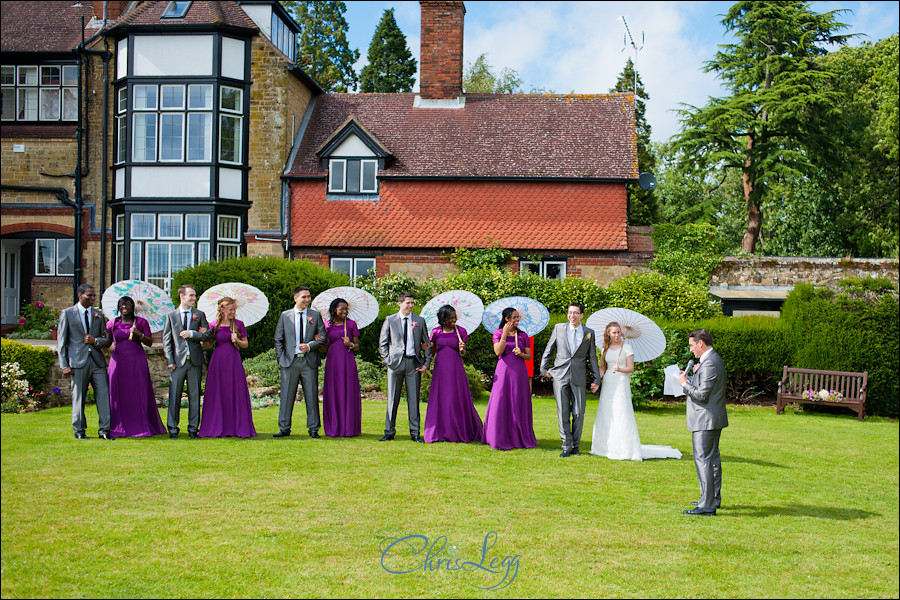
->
xmin=590 ymin=343 xmax=682 ymax=461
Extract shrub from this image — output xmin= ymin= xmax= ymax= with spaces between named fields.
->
xmin=243 ymin=347 xmax=386 ymax=392
xmin=605 ymin=271 xmax=722 ymax=321
xmin=421 ymin=362 xmax=488 ymax=402
xmin=448 ymin=242 xmax=511 ymax=271
xmin=1 ymin=362 xmax=30 ymax=413
xmin=0 ymin=339 xmax=56 ymax=391
xmin=358 ymin=272 xmax=435 ymax=305
xmin=780 ymin=280 xmax=899 ymax=416
xmin=172 ymin=257 xmax=350 ymax=359
xmin=629 ymin=326 xmax=694 ymax=405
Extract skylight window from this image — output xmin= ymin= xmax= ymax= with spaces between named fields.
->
xmin=161 ymin=1 xmax=192 ymax=19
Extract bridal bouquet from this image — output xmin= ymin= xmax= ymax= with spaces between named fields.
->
xmin=802 ymin=389 xmax=844 ymax=403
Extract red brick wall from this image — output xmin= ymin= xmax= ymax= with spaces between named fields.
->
xmin=419 ymin=1 xmax=465 ymax=100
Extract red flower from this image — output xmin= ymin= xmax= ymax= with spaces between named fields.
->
xmin=35 ymin=301 xmax=45 ymax=308
xmin=18 ymin=317 xmax=26 ymax=326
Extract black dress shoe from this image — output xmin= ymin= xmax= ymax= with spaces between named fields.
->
xmin=683 ymin=507 xmax=716 ymax=516
xmin=378 ymin=434 xmax=394 ymax=442
xmin=98 ymin=432 xmax=115 ymax=440
xmin=572 ymin=448 xmax=582 ymax=456
xmin=411 ymin=436 xmax=424 ymax=443
xmin=560 ymin=449 xmax=572 ymax=457
xmin=273 ymin=430 xmax=291 ymax=438
xmin=188 ymin=432 xmax=200 ymax=439
xmin=692 ymin=500 xmax=721 ymax=509
xmin=169 ymin=433 xmax=178 ymax=439
xmin=309 ymin=431 xmax=321 ymax=439
xmin=74 ymin=432 xmax=88 ymax=440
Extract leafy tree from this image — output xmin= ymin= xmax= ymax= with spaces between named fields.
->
xmin=359 ymin=8 xmax=417 ymax=93
xmin=649 ymin=223 xmax=722 ymax=285
xmin=672 ymin=1 xmax=853 ymax=253
xmin=284 ymin=1 xmax=360 ymax=92
xmin=463 ymin=53 xmax=523 ymax=93
xmin=655 ymin=141 xmax=746 ymax=252
xmin=610 ymin=59 xmax=658 ymax=226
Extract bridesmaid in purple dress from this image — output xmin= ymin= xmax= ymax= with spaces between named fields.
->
xmin=199 ymin=297 xmax=256 ymax=438
xmin=322 ymin=298 xmax=362 ymax=437
xmin=107 ymin=296 xmax=166 ymax=437
xmin=482 ymin=307 xmax=538 ymax=450
xmin=424 ymin=304 xmax=483 ymax=443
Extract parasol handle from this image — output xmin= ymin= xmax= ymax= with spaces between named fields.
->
xmin=455 ymin=325 xmax=462 ymax=344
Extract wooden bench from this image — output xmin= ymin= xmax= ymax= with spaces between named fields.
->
xmin=776 ymin=367 xmax=868 ymax=421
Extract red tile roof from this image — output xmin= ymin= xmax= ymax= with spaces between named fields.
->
xmin=286 ymin=92 xmax=638 ymax=180
xmin=114 ymin=1 xmax=257 ymax=30
xmin=0 ymin=1 xmax=98 ymax=53
xmin=290 ymin=179 xmax=627 ymax=251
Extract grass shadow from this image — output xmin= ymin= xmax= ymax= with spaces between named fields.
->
xmin=721 ymin=504 xmax=879 ymax=520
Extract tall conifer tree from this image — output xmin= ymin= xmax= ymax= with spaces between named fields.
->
xmin=284 ymin=1 xmax=359 ymax=92
xmin=359 ymin=9 xmax=417 ymax=93
xmin=610 ymin=59 xmax=658 ymax=226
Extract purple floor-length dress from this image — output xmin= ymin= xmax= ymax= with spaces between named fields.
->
xmin=322 ymin=318 xmax=362 ymax=437
xmin=107 ymin=316 xmax=166 ymax=437
xmin=481 ymin=329 xmax=538 ymax=450
xmin=424 ymin=326 xmax=483 ymax=443
xmin=199 ymin=320 xmax=256 ymax=438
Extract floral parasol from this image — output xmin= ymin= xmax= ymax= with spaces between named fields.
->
xmin=481 ymin=296 xmax=550 ymax=337
xmin=311 ymin=286 xmax=379 ymax=329
xmin=198 ymin=282 xmax=269 ymax=326
xmin=421 ymin=290 xmax=485 ymax=334
xmin=101 ymin=279 xmax=174 ymax=333
xmin=585 ymin=306 xmax=666 ymax=362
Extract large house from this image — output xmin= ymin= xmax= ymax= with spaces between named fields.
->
xmin=284 ymin=1 xmax=651 ymax=285
xmin=1 ymin=0 xmax=320 ymax=323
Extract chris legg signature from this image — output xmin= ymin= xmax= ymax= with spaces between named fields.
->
xmin=380 ymin=531 xmax=520 ymax=590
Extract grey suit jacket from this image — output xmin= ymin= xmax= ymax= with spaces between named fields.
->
xmin=162 ymin=308 xmax=212 ymax=367
xmin=274 ymin=308 xmax=327 ymax=368
xmin=540 ymin=323 xmax=601 ymax=386
xmin=57 ymin=305 xmax=112 ymax=369
xmin=379 ymin=312 xmax=431 ymax=370
xmin=683 ymin=349 xmax=729 ymax=432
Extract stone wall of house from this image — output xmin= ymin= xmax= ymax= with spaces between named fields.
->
xmin=710 ymin=256 xmax=900 ymax=288
xmin=246 ymin=35 xmax=314 ymax=253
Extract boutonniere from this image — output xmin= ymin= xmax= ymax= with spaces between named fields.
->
xmin=307 ymin=315 xmax=314 ymax=324
xmin=585 ymin=332 xmax=592 ymax=340
xmin=692 ymin=363 xmax=702 ymax=376
xmin=411 ymin=321 xmax=418 ymax=329
xmin=192 ymin=314 xmax=200 ymax=321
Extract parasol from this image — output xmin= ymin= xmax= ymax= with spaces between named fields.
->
xmin=585 ymin=307 xmax=666 ymax=362
xmin=481 ymin=296 xmax=550 ymax=337
xmin=198 ymin=282 xmax=269 ymax=326
xmin=101 ymin=279 xmax=174 ymax=333
xmin=311 ymin=286 xmax=379 ymax=329
xmin=421 ymin=290 xmax=485 ymax=334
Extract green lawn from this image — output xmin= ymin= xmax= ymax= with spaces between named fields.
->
xmin=2 ymin=398 xmax=897 ymax=598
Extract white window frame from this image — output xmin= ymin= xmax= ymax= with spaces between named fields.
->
xmin=34 ymin=238 xmax=75 ymax=276
xmin=146 ymin=242 xmax=194 ymax=292
xmin=330 ymin=257 xmax=376 ymax=286
xmin=328 ymin=158 xmax=378 ymax=194
xmin=328 ymin=159 xmax=346 ymax=192
xmin=520 ymin=259 xmax=567 ymax=279
xmin=131 ymin=213 xmax=156 ymax=240
xmin=157 ymin=214 xmax=183 ymax=240
xmin=115 ymin=214 xmax=125 ymax=240
xmin=216 ymin=215 xmax=241 ymax=260
xmin=185 ymin=214 xmax=210 ymax=240
xmin=159 ymin=84 xmax=185 ymax=110
xmin=158 ymin=112 xmax=185 ymax=161
xmin=130 ymin=242 xmax=142 ymax=279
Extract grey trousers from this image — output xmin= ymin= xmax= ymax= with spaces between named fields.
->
xmin=168 ymin=361 xmax=203 ymax=434
xmin=71 ymin=361 xmax=111 ymax=435
xmin=692 ymin=429 xmax=723 ymax=509
xmin=554 ymin=380 xmax=587 ymax=452
xmin=384 ymin=357 xmax=422 ymax=437
xmin=278 ymin=354 xmax=320 ymax=433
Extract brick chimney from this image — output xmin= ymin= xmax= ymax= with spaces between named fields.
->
xmin=92 ymin=1 xmax=129 ymax=22
xmin=419 ymin=1 xmax=465 ymax=100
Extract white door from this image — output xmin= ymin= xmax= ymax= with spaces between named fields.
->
xmin=1 ymin=241 xmax=23 ymax=324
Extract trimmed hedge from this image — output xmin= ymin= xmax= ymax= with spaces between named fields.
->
xmin=606 ymin=271 xmax=722 ymax=321
xmin=780 ymin=280 xmax=899 ymax=417
xmin=0 ymin=338 xmax=56 ymax=390
xmin=172 ymin=257 xmax=350 ymax=359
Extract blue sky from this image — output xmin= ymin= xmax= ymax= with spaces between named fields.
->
xmin=341 ymin=1 xmax=899 ymax=143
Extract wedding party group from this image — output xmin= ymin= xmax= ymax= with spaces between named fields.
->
xmin=58 ymin=282 xmax=728 ymax=516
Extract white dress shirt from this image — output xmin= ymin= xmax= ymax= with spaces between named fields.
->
xmin=567 ymin=323 xmax=584 ymax=354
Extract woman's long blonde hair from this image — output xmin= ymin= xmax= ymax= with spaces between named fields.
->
xmin=213 ymin=296 xmax=237 ymax=336
xmin=600 ymin=321 xmax=622 ymax=366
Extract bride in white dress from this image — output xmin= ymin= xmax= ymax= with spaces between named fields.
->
xmin=590 ymin=322 xmax=682 ymax=461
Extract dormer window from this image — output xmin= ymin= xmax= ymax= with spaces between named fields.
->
xmin=161 ymin=1 xmax=192 ymax=19
xmin=328 ymin=158 xmax=378 ymax=194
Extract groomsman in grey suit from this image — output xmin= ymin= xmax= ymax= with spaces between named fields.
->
xmin=541 ymin=302 xmax=601 ymax=457
xmin=57 ymin=284 xmax=113 ymax=439
xmin=678 ymin=329 xmax=728 ymax=515
xmin=273 ymin=286 xmax=326 ymax=438
xmin=378 ymin=291 xmax=431 ymax=442
xmin=162 ymin=284 xmax=213 ymax=439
